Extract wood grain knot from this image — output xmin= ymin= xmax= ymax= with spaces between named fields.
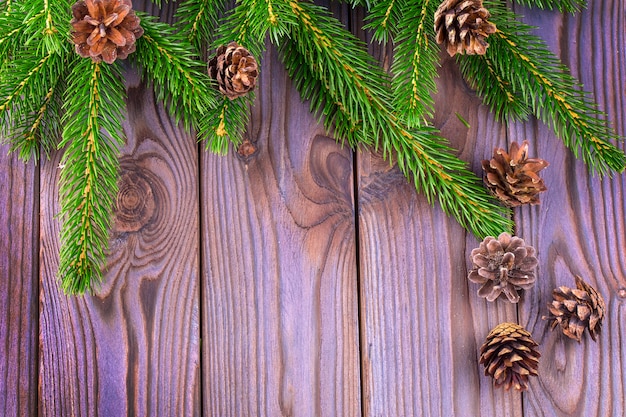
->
xmin=618 ymin=288 xmax=626 ymax=299
xmin=236 ymin=137 xmax=259 ymax=163
xmin=113 ymin=169 xmax=156 ymax=233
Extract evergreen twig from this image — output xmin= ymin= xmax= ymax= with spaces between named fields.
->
xmin=461 ymin=1 xmax=625 ymax=175
xmin=58 ymin=60 xmax=126 ymax=293
xmin=133 ymin=13 xmax=218 ymax=132
xmin=276 ymin=0 xmax=513 ymax=237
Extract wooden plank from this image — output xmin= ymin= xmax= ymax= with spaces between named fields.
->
xmin=39 ymin=3 xmax=200 ymax=414
xmin=356 ymin=27 xmax=524 ymax=417
xmin=512 ymin=3 xmax=626 ymax=416
xmin=200 ymin=44 xmax=362 ymax=416
xmin=0 ymin=149 xmax=38 ymax=417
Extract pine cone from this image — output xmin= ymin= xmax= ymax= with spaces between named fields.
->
xmin=482 ymin=141 xmax=549 ymax=207
xmin=70 ymin=0 xmax=144 ymax=64
xmin=208 ymin=42 xmax=258 ymax=100
xmin=479 ymin=322 xmax=540 ymax=392
xmin=434 ymin=0 xmax=497 ymax=57
xmin=543 ymin=276 xmax=606 ymax=342
xmin=468 ymin=232 xmax=537 ymax=303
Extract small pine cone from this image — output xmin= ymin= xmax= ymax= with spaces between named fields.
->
xmin=434 ymin=0 xmax=497 ymax=57
xmin=468 ymin=232 xmax=537 ymax=303
xmin=208 ymin=42 xmax=258 ymax=100
xmin=70 ymin=0 xmax=144 ymax=64
xmin=482 ymin=141 xmax=549 ymax=207
xmin=543 ymin=276 xmax=606 ymax=342
xmin=479 ymin=322 xmax=540 ymax=392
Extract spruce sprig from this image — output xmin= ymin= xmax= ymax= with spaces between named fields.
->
xmin=176 ymin=0 xmax=226 ymax=54
xmin=0 ymin=0 xmax=71 ymax=161
xmin=510 ymin=0 xmax=584 ymax=13
xmin=364 ymin=0 xmax=406 ymax=43
xmin=133 ymin=13 xmax=219 ymax=132
xmin=276 ymin=0 xmax=513 ymax=237
xmin=58 ymin=59 xmax=126 ymax=293
xmin=389 ymin=0 xmax=440 ymax=126
xmin=460 ymin=1 xmax=625 ymax=175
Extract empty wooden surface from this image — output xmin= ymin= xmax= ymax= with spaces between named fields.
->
xmin=0 ymin=1 xmax=624 ymax=416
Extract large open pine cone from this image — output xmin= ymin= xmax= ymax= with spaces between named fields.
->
xmin=434 ymin=0 xmax=497 ymax=56
xmin=208 ymin=42 xmax=258 ymax=100
xmin=482 ymin=141 xmax=549 ymax=207
xmin=480 ymin=322 xmax=540 ymax=391
xmin=543 ymin=276 xmax=606 ymax=342
xmin=468 ymin=232 xmax=537 ymax=303
xmin=71 ymin=0 xmax=143 ymax=64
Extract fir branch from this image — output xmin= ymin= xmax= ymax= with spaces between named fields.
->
xmin=482 ymin=1 xmax=625 ymax=175
xmin=58 ymin=59 xmax=126 ymax=294
xmin=364 ymin=0 xmax=406 ymax=43
xmin=509 ymin=0 xmax=584 ymax=13
xmin=213 ymin=0 xmax=293 ymax=55
xmin=175 ymin=0 xmax=226 ymax=54
xmin=0 ymin=51 xmax=69 ymax=161
xmin=457 ymin=54 xmax=530 ymax=121
xmin=277 ymin=0 xmax=512 ymax=238
xmin=390 ymin=0 xmax=440 ymax=126
xmin=133 ymin=13 xmax=218 ymax=131
xmin=198 ymin=94 xmax=253 ymax=153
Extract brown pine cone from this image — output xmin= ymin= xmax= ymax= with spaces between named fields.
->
xmin=468 ymin=232 xmax=537 ymax=303
xmin=70 ymin=0 xmax=144 ymax=64
xmin=482 ymin=141 xmax=549 ymax=207
xmin=434 ymin=0 xmax=497 ymax=57
xmin=543 ymin=275 xmax=606 ymax=342
xmin=208 ymin=42 xmax=258 ymax=100
xmin=479 ymin=322 xmax=540 ymax=391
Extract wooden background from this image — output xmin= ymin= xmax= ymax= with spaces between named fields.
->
xmin=1 ymin=1 xmax=625 ymax=416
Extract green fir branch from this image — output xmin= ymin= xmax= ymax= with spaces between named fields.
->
xmin=364 ymin=0 xmax=406 ymax=43
xmin=277 ymin=0 xmax=512 ymax=238
xmin=58 ymin=60 xmax=126 ymax=294
xmin=175 ymin=0 xmax=226 ymax=54
xmin=509 ymin=0 xmax=584 ymax=13
xmin=0 ymin=0 xmax=72 ymax=161
xmin=457 ymin=54 xmax=530 ymax=121
xmin=133 ymin=13 xmax=218 ymax=132
xmin=201 ymin=0 xmax=291 ymax=150
xmin=390 ymin=0 xmax=440 ymax=126
xmin=481 ymin=1 xmax=625 ymax=175
xmin=198 ymin=94 xmax=252 ymax=153
xmin=0 ymin=51 xmax=69 ymax=161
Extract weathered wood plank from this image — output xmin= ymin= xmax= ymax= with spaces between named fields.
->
xmin=356 ymin=22 xmax=524 ymax=417
xmin=512 ymin=3 xmax=626 ymax=416
xmin=38 ymin=3 xmax=200 ymax=412
xmin=200 ymin=44 xmax=362 ymax=416
xmin=0 ymin=149 xmax=38 ymax=417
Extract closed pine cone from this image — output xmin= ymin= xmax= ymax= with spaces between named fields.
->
xmin=468 ymin=232 xmax=537 ymax=303
xmin=70 ymin=0 xmax=143 ymax=64
xmin=482 ymin=141 xmax=549 ymax=207
xmin=434 ymin=0 xmax=497 ymax=56
xmin=480 ymin=322 xmax=540 ymax=392
xmin=543 ymin=276 xmax=606 ymax=342
xmin=208 ymin=42 xmax=258 ymax=99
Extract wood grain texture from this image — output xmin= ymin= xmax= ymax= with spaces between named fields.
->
xmin=511 ymin=3 xmax=626 ymax=416
xmin=356 ymin=18 xmax=524 ymax=416
xmin=38 ymin=3 xmax=200 ymax=413
xmin=0 ymin=148 xmax=38 ymax=417
xmin=200 ymin=44 xmax=361 ymax=417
